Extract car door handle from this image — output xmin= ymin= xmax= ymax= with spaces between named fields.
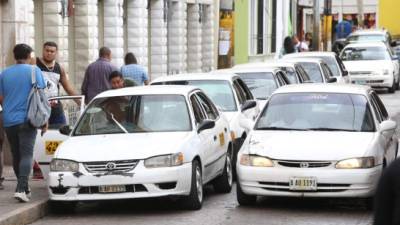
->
xmin=224 ymin=127 xmax=227 ymax=133
xmin=213 ymin=135 xmax=217 ymax=141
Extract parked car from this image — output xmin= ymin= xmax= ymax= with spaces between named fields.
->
xmin=283 ymin=52 xmax=351 ymax=84
xmin=261 ymin=60 xmax=312 ymax=84
xmin=345 ymin=29 xmax=396 ymax=47
xmin=48 ymin=86 xmax=233 ymax=210
xmin=151 ymin=73 xmax=260 ymax=173
xmin=282 ymin=58 xmax=337 ymax=83
xmin=340 ymin=42 xmax=400 ymax=93
xmin=237 ymin=84 xmax=398 ymax=205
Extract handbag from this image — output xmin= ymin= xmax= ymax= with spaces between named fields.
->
xmin=27 ymin=66 xmax=51 ymax=128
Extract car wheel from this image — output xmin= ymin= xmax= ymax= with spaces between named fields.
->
xmin=233 ymin=137 xmax=245 ymax=178
xmin=213 ymin=151 xmax=233 ymax=193
xmin=236 ymin=182 xmax=256 ymax=206
xmin=389 ymin=80 xmax=396 ymax=93
xmin=365 ymin=197 xmax=374 ymax=210
xmin=181 ymin=160 xmax=203 ymax=210
xmin=49 ymin=201 xmax=77 ymax=214
xmin=396 ymin=79 xmax=400 ymax=90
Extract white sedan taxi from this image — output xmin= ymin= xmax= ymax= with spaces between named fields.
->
xmin=48 ymin=86 xmax=233 ymax=210
xmin=237 ymin=84 xmax=398 ymax=205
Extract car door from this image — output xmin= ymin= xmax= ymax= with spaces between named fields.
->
xmin=370 ymin=92 xmax=397 ymax=163
xmin=194 ymin=91 xmax=229 ymax=180
xmin=33 ymin=96 xmax=85 ymax=178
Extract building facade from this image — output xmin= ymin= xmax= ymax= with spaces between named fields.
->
xmin=0 ymin=0 xmax=220 ymax=86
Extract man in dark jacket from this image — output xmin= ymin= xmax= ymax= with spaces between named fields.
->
xmin=373 ymin=158 xmax=400 ymax=225
xmin=81 ymin=47 xmax=117 ymax=104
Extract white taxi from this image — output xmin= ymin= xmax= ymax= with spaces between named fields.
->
xmin=237 ymin=84 xmax=398 ymax=205
xmin=48 ymin=86 xmax=233 ymax=210
xmin=151 ymin=73 xmax=260 ymax=173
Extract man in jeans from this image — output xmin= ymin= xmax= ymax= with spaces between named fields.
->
xmin=0 ymin=44 xmax=46 ymax=202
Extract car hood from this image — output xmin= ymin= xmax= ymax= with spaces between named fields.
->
xmin=244 ymin=131 xmax=375 ymax=161
xmin=343 ymin=60 xmax=393 ymax=72
xmin=55 ymin=132 xmax=192 ymax=162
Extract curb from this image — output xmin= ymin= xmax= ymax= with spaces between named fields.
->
xmin=0 ymin=199 xmax=49 ymax=225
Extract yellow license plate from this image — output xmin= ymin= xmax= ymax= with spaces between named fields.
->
xmin=45 ymin=141 xmax=62 ymax=155
xmin=289 ymin=177 xmax=317 ymax=191
xmin=99 ymin=185 xmax=126 ymax=193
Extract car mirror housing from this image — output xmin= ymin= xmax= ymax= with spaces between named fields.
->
xmin=241 ymin=100 xmax=257 ymax=112
xmin=327 ymin=77 xmax=337 ymax=83
xmin=197 ymin=120 xmax=215 ymax=133
xmin=379 ymin=120 xmax=397 ymax=133
xmin=342 ymin=70 xmax=349 ymax=76
xmin=59 ymin=125 xmax=72 ymax=136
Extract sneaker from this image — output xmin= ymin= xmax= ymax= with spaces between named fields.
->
xmin=14 ymin=192 xmax=30 ymax=203
xmin=25 ymin=188 xmax=31 ymax=198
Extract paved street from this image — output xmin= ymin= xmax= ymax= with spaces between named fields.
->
xmin=28 ymin=90 xmax=400 ymax=225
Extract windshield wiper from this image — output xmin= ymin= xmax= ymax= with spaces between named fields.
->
xmin=256 ymin=126 xmax=307 ymax=131
xmin=256 ymin=97 xmax=268 ymax=100
xmin=307 ymin=127 xmax=358 ymax=132
xmin=109 ymin=113 xmax=128 ymax=133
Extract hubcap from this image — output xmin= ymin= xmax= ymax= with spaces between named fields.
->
xmin=226 ymin=155 xmax=233 ymax=186
xmin=195 ymin=166 xmax=203 ymax=202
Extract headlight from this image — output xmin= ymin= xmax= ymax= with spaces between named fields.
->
xmin=50 ymin=159 xmax=79 ymax=172
xmin=144 ymin=153 xmax=184 ymax=168
xmin=335 ymin=157 xmax=375 ymax=169
xmin=240 ymin=154 xmax=274 ymax=167
xmin=382 ymin=69 xmax=390 ymax=75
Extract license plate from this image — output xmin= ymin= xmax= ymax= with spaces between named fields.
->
xmin=354 ymin=80 xmax=366 ymax=85
xmin=98 ymin=185 xmax=126 ymax=193
xmin=45 ymin=141 xmax=62 ymax=155
xmin=289 ymin=177 xmax=317 ymax=191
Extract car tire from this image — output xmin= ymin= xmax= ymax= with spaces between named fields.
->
xmin=365 ymin=197 xmax=374 ymax=210
xmin=236 ymin=182 xmax=256 ymax=206
xmin=396 ymin=79 xmax=400 ymax=90
xmin=49 ymin=201 xmax=77 ymax=214
xmin=213 ymin=152 xmax=233 ymax=193
xmin=233 ymin=137 xmax=245 ymax=179
xmin=181 ymin=160 xmax=203 ymax=210
xmin=389 ymin=80 xmax=396 ymax=93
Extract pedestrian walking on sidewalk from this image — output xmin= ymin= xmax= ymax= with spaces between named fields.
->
xmin=373 ymin=158 xmax=400 ymax=225
xmin=0 ymin=44 xmax=47 ymax=202
xmin=37 ymin=41 xmax=79 ymax=126
xmin=81 ymin=47 xmax=117 ymax=104
xmin=121 ymin=52 xmax=149 ymax=86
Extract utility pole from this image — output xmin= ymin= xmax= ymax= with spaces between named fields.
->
xmin=313 ymin=0 xmax=321 ymax=51
xmin=323 ymin=0 xmax=332 ymax=51
xmin=357 ymin=0 xmax=364 ymax=28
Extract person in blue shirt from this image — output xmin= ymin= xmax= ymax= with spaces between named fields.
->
xmin=335 ymin=19 xmax=352 ymax=39
xmin=121 ymin=53 xmax=149 ymax=85
xmin=0 ymin=44 xmax=46 ymax=202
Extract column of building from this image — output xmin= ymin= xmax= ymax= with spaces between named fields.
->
xmin=103 ymin=0 xmax=124 ymax=67
xmin=167 ymin=1 xmax=187 ymax=74
xmin=73 ymin=0 xmax=98 ymax=86
xmin=187 ymin=3 xmax=202 ymax=73
xmin=150 ymin=0 xmax=168 ymax=80
xmin=126 ymin=0 xmax=148 ymax=67
xmin=201 ymin=3 xmax=214 ymax=72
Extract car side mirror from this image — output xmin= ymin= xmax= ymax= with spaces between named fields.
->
xmin=327 ymin=77 xmax=337 ymax=83
xmin=379 ymin=120 xmax=397 ymax=133
xmin=59 ymin=125 xmax=72 ymax=136
xmin=342 ymin=70 xmax=349 ymax=76
xmin=241 ymin=100 xmax=257 ymax=112
xmin=197 ymin=120 xmax=215 ymax=133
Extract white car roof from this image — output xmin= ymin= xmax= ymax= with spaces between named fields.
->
xmin=229 ymin=63 xmax=281 ymax=73
xmin=273 ymin=83 xmax=370 ymax=95
xmin=94 ymin=85 xmax=200 ymax=99
xmin=151 ymin=72 xmax=238 ymax=83
xmin=343 ymin=42 xmax=388 ymax=49
xmin=283 ymin=52 xmax=337 ymax=58
xmin=350 ymin=29 xmax=388 ymax=36
xmin=281 ymin=58 xmax=324 ymax=64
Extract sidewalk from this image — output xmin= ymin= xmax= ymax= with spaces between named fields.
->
xmin=0 ymin=166 xmax=49 ymax=225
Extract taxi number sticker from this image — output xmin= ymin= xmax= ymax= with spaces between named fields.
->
xmin=45 ymin=141 xmax=62 ymax=155
xmin=219 ymin=133 xmax=225 ymax=146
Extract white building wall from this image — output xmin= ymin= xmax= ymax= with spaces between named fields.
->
xmin=103 ymin=0 xmax=124 ymax=67
xmin=126 ymin=0 xmax=148 ymax=67
xmin=168 ymin=1 xmax=187 ymax=74
xmin=150 ymin=0 xmax=168 ymax=80
xmin=73 ymin=0 xmax=98 ymax=87
xmin=201 ymin=4 xmax=214 ymax=72
xmin=187 ymin=4 xmax=202 ymax=73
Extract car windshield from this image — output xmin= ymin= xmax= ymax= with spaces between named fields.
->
xmin=236 ymin=72 xmax=278 ymax=99
xmin=347 ymin=34 xmax=386 ymax=43
xmin=298 ymin=62 xmax=323 ymax=83
xmin=255 ymin=93 xmax=375 ymax=132
xmin=340 ymin=46 xmax=391 ymax=61
xmin=154 ymin=80 xmax=237 ymax=111
xmin=74 ymin=95 xmax=192 ymax=135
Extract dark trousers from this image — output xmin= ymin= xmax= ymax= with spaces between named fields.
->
xmin=5 ymin=123 xmax=37 ymax=192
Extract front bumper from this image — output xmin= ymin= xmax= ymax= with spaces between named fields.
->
xmin=350 ymin=74 xmax=393 ymax=88
xmin=48 ymin=161 xmax=192 ymax=201
xmin=237 ymin=164 xmax=381 ymax=198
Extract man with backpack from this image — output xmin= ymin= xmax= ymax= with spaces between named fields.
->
xmin=0 ymin=44 xmax=47 ymax=202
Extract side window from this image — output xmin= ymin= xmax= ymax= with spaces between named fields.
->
xmin=232 ymin=81 xmax=246 ymax=104
xmin=369 ymin=95 xmax=383 ymax=123
xmin=195 ymin=92 xmax=219 ymax=120
xmin=371 ymin=92 xmax=389 ymax=120
xmin=278 ymin=71 xmax=290 ymax=85
xmin=190 ymin=95 xmax=206 ymax=124
xmin=236 ymin=79 xmax=253 ymax=100
xmin=335 ymin=55 xmax=347 ymax=74
xmin=321 ymin=63 xmax=333 ymax=79
xmin=296 ymin=65 xmax=310 ymax=82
